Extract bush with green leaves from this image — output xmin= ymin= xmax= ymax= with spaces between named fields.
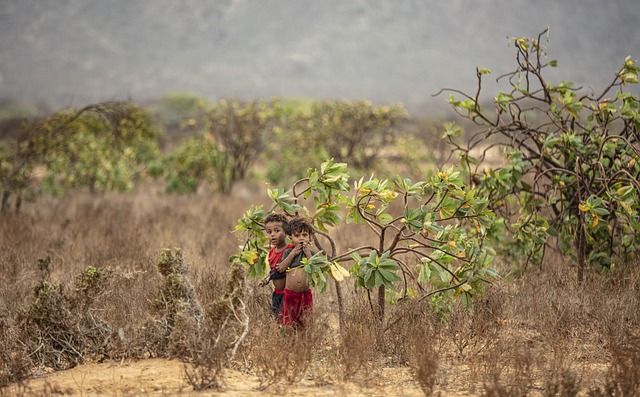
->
xmin=260 ymin=99 xmax=330 ymax=185
xmin=303 ymin=100 xmax=409 ymax=172
xmin=150 ymin=92 xmax=207 ymax=127
xmin=440 ymin=29 xmax=640 ymax=281
xmin=0 ymin=101 xmax=161 ymax=212
xmin=204 ymin=99 xmax=281 ymax=193
xmin=231 ymin=159 xmax=497 ymax=323
xmin=153 ymin=98 xmax=414 ymax=191
xmin=146 ymin=93 xmax=209 ymax=148
xmin=146 ymin=98 xmax=284 ymax=194
xmin=42 ymin=105 xmax=161 ymax=195
xmin=261 ymin=100 xmax=411 ymax=185
xmin=157 ymin=133 xmax=222 ymax=194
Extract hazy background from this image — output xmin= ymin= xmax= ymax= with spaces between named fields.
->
xmin=1 ymin=0 xmax=639 ymax=114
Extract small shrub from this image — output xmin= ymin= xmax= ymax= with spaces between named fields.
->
xmin=409 ymin=338 xmax=439 ymax=397
xmin=481 ymin=341 xmax=537 ymax=397
xmin=183 ymin=261 xmax=249 ymax=390
xmin=146 ymin=248 xmax=203 ymax=357
xmin=589 ymin=336 xmax=640 ymax=397
xmin=14 ymin=265 xmax=112 ymax=376
xmin=336 ymin=298 xmax=380 ymax=383
xmin=544 ymin=369 xmax=581 ymax=397
xmin=0 ymin=311 xmax=29 ymax=387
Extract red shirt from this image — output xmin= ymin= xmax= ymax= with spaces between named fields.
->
xmin=268 ymin=244 xmax=295 ymax=272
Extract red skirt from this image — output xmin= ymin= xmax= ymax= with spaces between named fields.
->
xmin=280 ymin=288 xmax=313 ymax=328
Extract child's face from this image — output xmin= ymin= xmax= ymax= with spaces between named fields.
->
xmin=291 ymin=229 xmax=311 ymax=246
xmin=265 ymin=221 xmax=287 ymax=248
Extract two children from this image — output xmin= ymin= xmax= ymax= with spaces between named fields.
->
xmin=262 ymin=214 xmax=315 ymax=328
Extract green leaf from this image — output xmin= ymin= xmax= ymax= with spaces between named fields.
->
xmin=374 ymin=271 xmax=384 ymax=288
xmin=378 ymin=268 xmax=401 ymax=283
xmin=418 ymin=262 xmax=432 ymax=283
xmin=377 ymin=213 xmax=393 ymax=225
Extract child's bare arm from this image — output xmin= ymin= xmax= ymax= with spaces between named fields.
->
xmin=276 ymin=251 xmax=295 ymax=273
xmin=276 ymin=244 xmax=303 ymax=272
xmin=258 ymin=275 xmax=271 ymax=287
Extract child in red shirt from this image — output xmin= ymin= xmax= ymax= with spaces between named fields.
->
xmin=260 ymin=213 xmax=294 ymax=320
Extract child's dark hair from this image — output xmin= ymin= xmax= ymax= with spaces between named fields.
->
xmin=264 ymin=213 xmax=290 ymax=232
xmin=289 ymin=216 xmax=315 ymax=236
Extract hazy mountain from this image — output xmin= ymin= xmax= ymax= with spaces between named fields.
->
xmin=1 ymin=0 xmax=639 ymax=113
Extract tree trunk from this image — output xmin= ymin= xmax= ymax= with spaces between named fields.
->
xmin=378 ymin=284 xmax=385 ymax=323
xmin=576 ymin=223 xmax=586 ymax=284
xmin=1 ymin=190 xmax=9 ymax=213
xmin=334 ymin=279 xmax=345 ymax=330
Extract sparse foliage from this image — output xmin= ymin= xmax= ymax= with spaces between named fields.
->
xmin=0 ymin=101 xmax=161 ymax=212
xmin=205 ymin=99 xmax=280 ymax=193
xmin=440 ymin=29 xmax=640 ymax=281
xmin=148 ymin=248 xmax=203 ymax=356
xmin=157 ymin=134 xmax=221 ymax=193
xmin=14 ymin=265 xmax=112 ymax=375
xmin=303 ymin=100 xmax=409 ymax=171
xmin=232 ymin=159 xmax=498 ymax=323
xmin=183 ymin=261 xmax=249 ymax=390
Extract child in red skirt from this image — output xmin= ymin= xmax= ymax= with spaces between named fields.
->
xmin=276 ymin=217 xmax=315 ymax=328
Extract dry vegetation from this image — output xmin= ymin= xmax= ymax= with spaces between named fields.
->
xmin=1 ymin=185 xmax=639 ymax=396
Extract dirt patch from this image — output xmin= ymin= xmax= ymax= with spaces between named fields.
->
xmin=8 ymin=358 xmax=481 ymax=396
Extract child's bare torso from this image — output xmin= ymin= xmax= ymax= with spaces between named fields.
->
xmin=285 ymin=267 xmax=309 ymax=292
xmin=272 ymin=277 xmax=286 ymax=290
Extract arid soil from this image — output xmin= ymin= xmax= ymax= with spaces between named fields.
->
xmin=8 ymin=358 xmax=481 ymax=396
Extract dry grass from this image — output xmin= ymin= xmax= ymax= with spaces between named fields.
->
xmin=1 ymin=187 xmax=639 ymax=396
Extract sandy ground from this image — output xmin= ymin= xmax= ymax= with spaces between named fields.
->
xmin=6 ymin=358 xmax=481 ymax=397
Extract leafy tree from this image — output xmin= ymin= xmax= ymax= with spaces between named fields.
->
xmin=205 ymin=99 xmax=281 ymax=193
xmin=261 ymin=99 xmax=330 ymax=185
xmin=157 ymin=134 xmax=221 ymax=194
xmin=42 ymin=105 xmax=160 ymax=194
xmin=152 ymin=98 xmax=287 ymax=194
xmin=231 ymin=159 xmax=497 ymax=325
xmin=0 ymin=101 xmax=160 ymax=212
xmin=439 ymin=29 xmax=640 ymax=281
xmin=161 ymin=99 xmax=412 ymax=191
xmin=301 ymin=100 xmax=409 ymax=171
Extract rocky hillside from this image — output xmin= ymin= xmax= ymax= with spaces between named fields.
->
xmin=1 ymin=0 xmax=639 ymax=112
